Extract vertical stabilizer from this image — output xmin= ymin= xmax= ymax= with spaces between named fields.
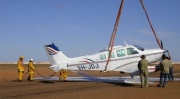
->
xmin=44 ymin=43 xmax=69 ymax=66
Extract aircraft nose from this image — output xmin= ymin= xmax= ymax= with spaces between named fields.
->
xmin=153 ymin=49 xmax=167 ymax=54
xmin=151 ymin=49 xmax=166 ymax=53
xmin=161 ymin=49 xmax=168 ymax=54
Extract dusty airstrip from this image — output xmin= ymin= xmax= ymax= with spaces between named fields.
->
xmin=0 ymin=64 xmax=180 ymax=99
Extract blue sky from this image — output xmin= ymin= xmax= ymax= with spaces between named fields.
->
xmin=0 ymin=0 xmax=180 ymax=62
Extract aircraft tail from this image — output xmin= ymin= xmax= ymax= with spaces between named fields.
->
xmin=44 ymin=43 xmax=69 ymax=72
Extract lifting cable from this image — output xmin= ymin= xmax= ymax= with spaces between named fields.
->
xmin=140 ymin=0 xmax=162 ymax=49
xmin=104 ymin=0 xmax=124 ymax=71
xmin=140 ymin=0 xmax=172 ymax=60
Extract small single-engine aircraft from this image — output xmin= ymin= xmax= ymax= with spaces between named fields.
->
xmin=44 ymin=42 xmax=166 ymax=78
xmin=43 ymin=0 xmax=171 ymax=80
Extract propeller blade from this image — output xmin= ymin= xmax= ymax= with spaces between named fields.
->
xmin=160 ymin=40 xmax=163 ymax=49
xmin=167 ymin=50 xmax=172 ymax=60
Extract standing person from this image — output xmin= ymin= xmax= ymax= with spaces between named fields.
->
xmin=27 ymin=59 xmax=35 ymax=81
xmin=17 ymin=56 xmax=24 ymax=82
xmin=59 ymin=69 xmax=67 ymax=81
xmin=138 ymin=55 xmax=149 ymax=88
xmin=157 ymin=54 xmax=170 ymax=87
xmin=167 ymin=57 xmax=174 ymax=81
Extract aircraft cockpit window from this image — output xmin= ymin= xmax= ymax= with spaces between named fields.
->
xmin=127 ymin=48 xmax=139 ymax=55
xmin=116 ymin=49 xmax=126 ymax=57
xmin=107 ymin=52 xmax=115 ymax=58
xmin=99 ymin=54 xmax=106 ymax=60
xmin=133 ymin=45 xmax=144 ymax=51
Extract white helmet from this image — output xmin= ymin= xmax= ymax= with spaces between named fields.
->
xmin=30 ymin=59 xmax=33 ymax=61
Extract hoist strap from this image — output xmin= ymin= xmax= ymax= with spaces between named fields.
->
xmin=104 ymin=0 xmax=124 ymax=71
xmin=140 ymin=0 xmax=162 ymax=49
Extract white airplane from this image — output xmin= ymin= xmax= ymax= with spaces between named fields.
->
xmin=42 ymin=0 xmax=171 ymax=81
xmin=44 ymin=42 xmax=167 ymax=78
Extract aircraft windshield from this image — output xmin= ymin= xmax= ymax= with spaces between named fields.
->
xmin=133 ymin=45 xmax=144 ymax=51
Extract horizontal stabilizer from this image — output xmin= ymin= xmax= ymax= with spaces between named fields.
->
xmin=49 ymin=63 xmax=68 ymax=72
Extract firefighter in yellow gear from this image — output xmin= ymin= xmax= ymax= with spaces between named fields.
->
xmin=59 ymin=69 xmax=67 ymax=81
xmin=27 ymin=59 xmax=35 ymax=81
xmin=17 ymin=56 xmax=24 ymax=82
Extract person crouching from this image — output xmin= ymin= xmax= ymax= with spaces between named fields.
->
xmin=59 ymin=69 xmax=67 ymax=81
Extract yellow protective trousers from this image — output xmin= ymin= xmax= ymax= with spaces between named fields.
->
xmin=59 ymin=72 xmax=63 ymax=81
xmin=63 ymin=72 xmax=67 ymax=80
xmin=18 ymin=71 xmax=24 ymax=81
xmin=27 ymin=72 xmax=34 ymax=81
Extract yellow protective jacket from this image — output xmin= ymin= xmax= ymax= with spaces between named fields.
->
xmin=28 ymin=61 xmax=35 ymax=73
xmin=60 ymin=69 xmax=67 ymax=75
xmin=17 ymin=60 xmax=24 ymax=72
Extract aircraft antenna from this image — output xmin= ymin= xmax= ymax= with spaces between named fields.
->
xmin=124 ymin=41 xmax=128 ymax=46
xmin=104 ymin=0 xmax=124 ymax=72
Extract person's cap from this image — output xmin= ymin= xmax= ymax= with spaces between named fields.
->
xmin=162 ymin=54 xmax=166 ymax=58
xmin=30 ymin=59 xmax=33 ymax=61
xmin=140 ymin=55 xmax=146 ymax=58
xmin=20 ymin=56 xmax=24 ymax=59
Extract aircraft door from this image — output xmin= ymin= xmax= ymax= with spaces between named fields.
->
xmin=115 ymin=49 xmax=129 ymax=71
xmin=106 ymin=52 xmax=117 ymax=70
xmin=126 ymin=47 xmax=140 ymax=71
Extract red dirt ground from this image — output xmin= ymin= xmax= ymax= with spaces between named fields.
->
xmin=0 ymin=64 xmax=180 ymax=99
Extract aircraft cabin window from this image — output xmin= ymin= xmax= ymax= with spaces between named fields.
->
xmin=107 ymin=52 xmax=115 ymax=58
xmin=127 ymin=48 xmax=139 ymax=55
xmin=99 ymin=54 xmax=106 ymax=60
xmin=133 ymin=45 xmax=144 ymax=51
xmin=116 ymin=49 xmax=126 ymax=57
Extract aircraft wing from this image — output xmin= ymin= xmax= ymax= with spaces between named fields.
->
xmin=33 ymin=76 xmax=180 ymax=84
